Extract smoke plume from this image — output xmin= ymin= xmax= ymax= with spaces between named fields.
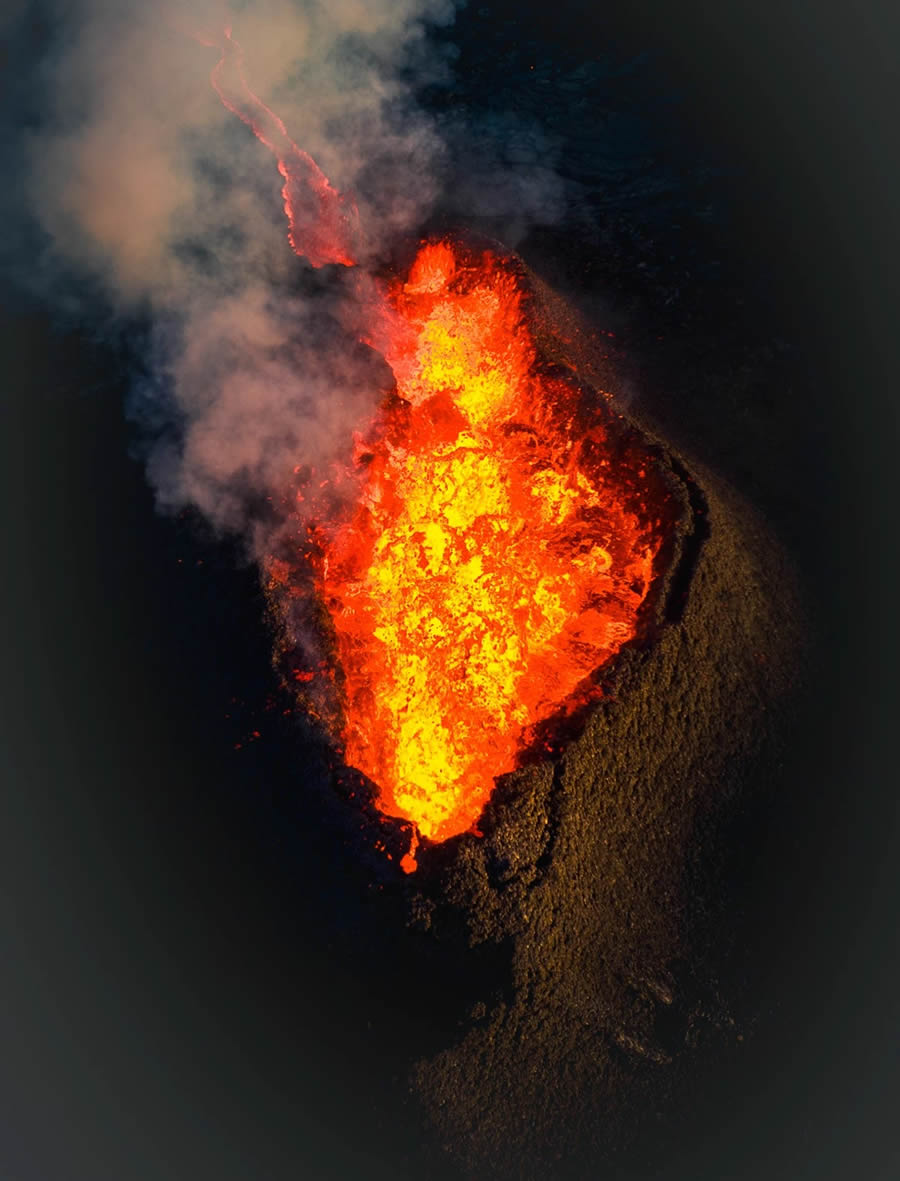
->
xmin=6 ymin=0 xmax=569 ymax=553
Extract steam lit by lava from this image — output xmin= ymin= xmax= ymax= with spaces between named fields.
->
xmin=209 ymin=34 xmax=664 ymax=869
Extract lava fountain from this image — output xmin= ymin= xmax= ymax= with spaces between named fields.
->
xmin=209 ymin=31 xmax=670 ymax=869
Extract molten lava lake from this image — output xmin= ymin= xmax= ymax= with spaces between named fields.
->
xmin=264 ymin=237 xmax=684 ymax=866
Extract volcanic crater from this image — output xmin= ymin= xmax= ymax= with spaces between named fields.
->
xmin=262 ymin=236 xmax=804 ymax=1177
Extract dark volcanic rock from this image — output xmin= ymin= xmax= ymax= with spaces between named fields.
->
xmin=396 ymin=261 xmax=807 ymax=1178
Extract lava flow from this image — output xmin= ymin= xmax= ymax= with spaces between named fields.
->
xmin=209 ymin=28 xmax=358 ymax=267
xmin=209 ymin=34 xmax=665 ymax=868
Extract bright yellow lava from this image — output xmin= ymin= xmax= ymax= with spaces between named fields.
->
xmin=317 ymin=241 xmax=658 ymax=850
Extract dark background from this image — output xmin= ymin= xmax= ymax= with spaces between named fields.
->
xmin=2 ymin=2 xmax=899 ymax=1178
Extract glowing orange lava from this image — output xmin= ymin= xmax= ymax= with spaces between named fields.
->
xmin=314 ymin=241 xmax=660 ymax=853
xmin=207 ymin=36 xmax=663 ymax=868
